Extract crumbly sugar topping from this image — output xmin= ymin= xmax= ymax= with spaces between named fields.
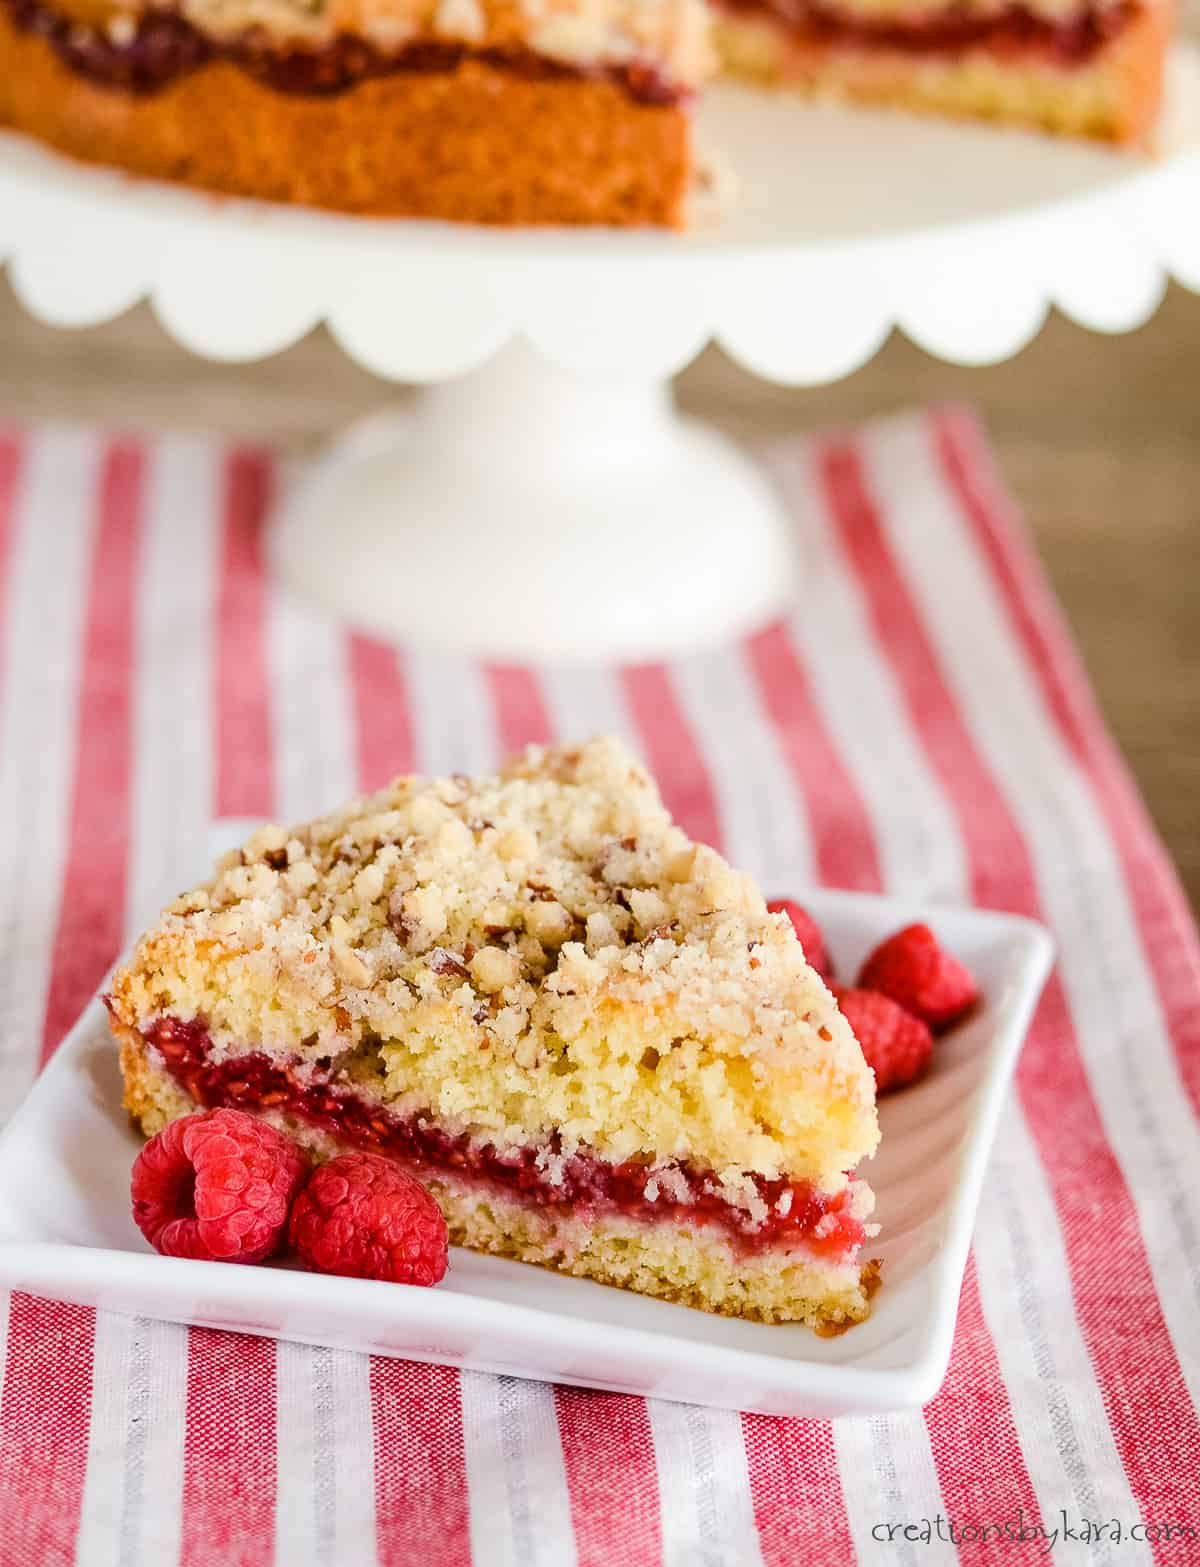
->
xmin=68 ymin=0 xmax=714 ymax=88
xmin=111 ymin=738 xmax=878 ymax=1188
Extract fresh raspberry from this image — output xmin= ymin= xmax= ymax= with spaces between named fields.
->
xmin=289 ymin=1152 xmax=448 ymax=1287
xmin=768 ymin=898 xmax=833 ymax=980
xmin=131 ymin=1108 xmax=308 ymax=1264
xmin=835 ymin=986 xmax=934 ymax=1095
xmin=858 ymin=922 xmax=979 ymax=1032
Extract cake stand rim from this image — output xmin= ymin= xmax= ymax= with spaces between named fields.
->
xmin=0 ymin=43 xmax=1197 ymax=383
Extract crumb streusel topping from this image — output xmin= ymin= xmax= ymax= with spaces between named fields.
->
xmin=51 ymin=0 xmax=714 ymax=88
xmin=110 ymin=738 xmax=878 ymax=1189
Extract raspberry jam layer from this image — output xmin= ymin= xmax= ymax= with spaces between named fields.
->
xmin=142 ymin=1016 xmax=866 ymax=1261
xmin=720 ymin=0 xmax=1136 ymax=65
xmin=3 ymin=0 xmax=682 ymax=104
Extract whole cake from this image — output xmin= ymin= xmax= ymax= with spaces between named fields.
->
xmin=0 ymin=0 xmax=1169 ymax=226
xmin=108 ymin=737 xmax=881 ymax=1329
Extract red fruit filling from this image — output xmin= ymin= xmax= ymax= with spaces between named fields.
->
xmin=142 ymin=1016 xmax=866 ymax=1263
xmin=718 ymin=0 xmax=1138 ymax=68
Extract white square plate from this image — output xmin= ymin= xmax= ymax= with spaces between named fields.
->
xmin=0 ymin=889 xmax=1051 ymax=1418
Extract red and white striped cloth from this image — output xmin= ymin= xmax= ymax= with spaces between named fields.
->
xmin=0 ymin=408 xmax=1196 ymax=1567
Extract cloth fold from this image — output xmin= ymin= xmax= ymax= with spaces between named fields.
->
xmin=0 ymin=408 xmax=1195 ymax=1567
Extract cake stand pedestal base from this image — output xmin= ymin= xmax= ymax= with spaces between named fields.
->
xmin=270 ymin=343 xmax=796 ymax=662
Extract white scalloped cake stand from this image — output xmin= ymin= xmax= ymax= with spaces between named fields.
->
xmin=3 ymin=49 xmax=1199 ymax=657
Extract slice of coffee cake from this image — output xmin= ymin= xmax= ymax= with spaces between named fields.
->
xmin=109 ymin=737 xmax=880 ymax=1328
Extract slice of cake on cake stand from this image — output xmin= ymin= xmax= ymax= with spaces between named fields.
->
xmin=0 ymin=39 xmax=1197 ymax=658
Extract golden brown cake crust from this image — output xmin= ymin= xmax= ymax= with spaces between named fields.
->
xmin=0 ymin=10 xmax=693 ymax=226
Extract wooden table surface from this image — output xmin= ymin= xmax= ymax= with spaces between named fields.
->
xmin=0 ymin=277 xmax=1196 ymax=908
